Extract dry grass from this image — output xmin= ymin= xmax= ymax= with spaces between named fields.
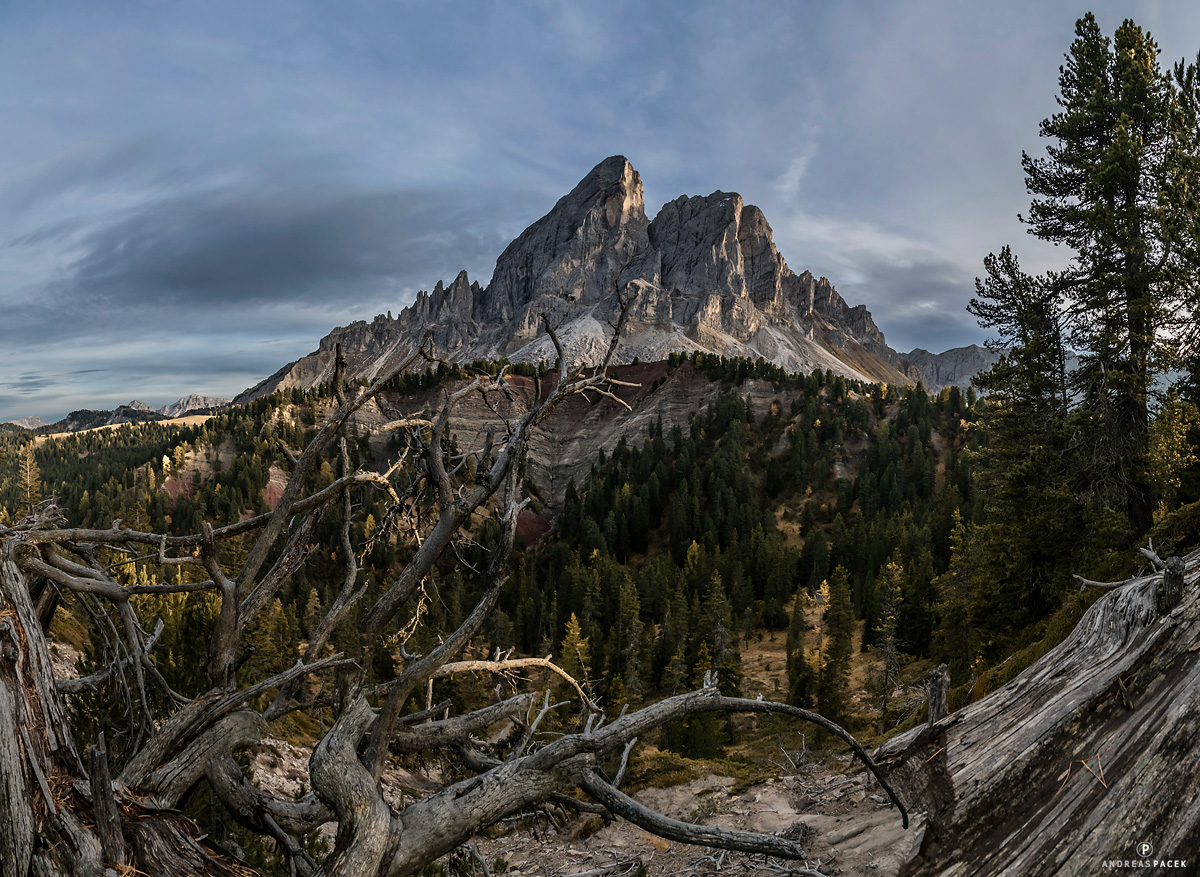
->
xmin=36 ymin=414 xmax=214 ymax=444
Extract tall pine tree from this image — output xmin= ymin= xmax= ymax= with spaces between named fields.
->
xmin=1020 ymin=13 xmax=1200 ymax=532
xmin=816 ymin=566 xmax=854 ymax=723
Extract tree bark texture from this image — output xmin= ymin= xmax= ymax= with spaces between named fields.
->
xmin=875 ymin=551 xmax=1200 ymax=875
xmin=0 ymin=545 xmax=261 ymax=876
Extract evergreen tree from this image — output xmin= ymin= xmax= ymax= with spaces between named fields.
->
xmin=19 ymin=444 xmax=41 ymax=514
xmin=786 ymin=588 xmax=814 ymax=707
xmin=614 ymin=575 xmax=646 ymax=703
xmin=874 ymin=556 xmax=904 ymax=728
xmin=1020 ymin=14 xmax=1200 ymax=532
xmin=697 ymin=572 xmax=741 ymax=694
xmin=559 ymin=612 xmax=591 ymax=689
xmin=1147 ymin=389 xmax=1200 ymax=510
xmin=816 ymin=566 xmax=854 ymax=722
xmin=682 ymin=641 xmax=723 ymax=758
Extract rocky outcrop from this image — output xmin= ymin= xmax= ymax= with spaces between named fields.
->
xmin=901 ymin=345 xmax=1000 ymax=392
xmin=484 ymin=156 xmax=652 ymax=336
xmin=159 ymin=395 xmax=231 ymax=418
xmin=4 ymin=415 xmax=46 ymax=431
xmin=239 ymin=156 xmax=926 ymax=403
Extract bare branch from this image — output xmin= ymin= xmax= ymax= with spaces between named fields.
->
xmin=579 ymin=768 xmax=811 ymax=859
xmin=430 ymin=655 xmax=597 ymax=711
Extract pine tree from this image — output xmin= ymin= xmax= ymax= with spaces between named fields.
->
xmin=683 ymin=642 xmax=723 ymax=758
xmin=303 ymin=587 xmax=324 ymax=639
xmin=19 ymin=445 xmax=41 ymax=514
xmin=614 ymin=575 xmax=646 ymax=703
xmin=965 ymin=249 xmax=1109 ymax=647
xmin=816 ymin=566 xmax=854 ymax=722
xmin=874 ymin=556 xmax=904 ymax=728
xmin=559 ymin=612 xmax=591 ymax=687
xmin=786 ymin=588 xmax=814 ymax=707
xmin=697 ymin=572 xmax=740 ymax=694
xmin=1147 ymin=389 xmax=1200 ymax=511
xmin=1019 ymin=14 xmax=1200 ymax=532
xmin=931 ymin=510 xmax=977 ymax=675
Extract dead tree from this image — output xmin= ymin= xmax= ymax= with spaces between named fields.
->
xmin=924 ymin=664 xmax=948 ymax=727
xmin=0 ymin=298 xmax=906 ymax=876
xmin=875 ymin=549 xmax=1200 ymax=875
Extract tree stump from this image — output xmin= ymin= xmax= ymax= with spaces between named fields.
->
xmin=925 ymin=663 xmax=949 ymax=726
xmin=1156 ymin=555 xmax=1185 ymax=615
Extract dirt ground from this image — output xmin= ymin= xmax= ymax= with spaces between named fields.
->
xmin=249 ymin=737 xmax=918 ymax=877
xmin=468 ymin=764 xmax=919 ymax=877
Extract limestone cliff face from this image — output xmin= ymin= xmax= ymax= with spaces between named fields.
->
xmin=901 ymin=345 xmax=1001 ymax=392
xmin=158 ymin=395 xmax=230 ymax=418
xmin=484 ymin=156 xmax=651 ymax=331
xmin=240 ymin=156 xmax=927 ymax=403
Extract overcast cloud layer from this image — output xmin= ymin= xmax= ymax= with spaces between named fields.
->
xmin=3 ymin=0 xmax=1200 ymax=422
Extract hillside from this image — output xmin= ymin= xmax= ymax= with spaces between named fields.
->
xmin=3 ymin=350 xmax=1197 ymax=876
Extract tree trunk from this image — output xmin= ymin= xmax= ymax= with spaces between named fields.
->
xmin=875 ymin=552 xmax=1200 ymax=875
xmin=0 ymin=544 xmax=95 ymax=876
xmin=925 ymin=663 xmax=949 ymax=726
xmin=0 ymin=544 xmax=265 ymax=876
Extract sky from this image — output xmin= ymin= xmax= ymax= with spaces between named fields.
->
xmin=3 ymin=0 xmax=1200 ymax=423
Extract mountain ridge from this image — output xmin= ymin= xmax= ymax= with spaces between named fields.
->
xmin=239 ymin=156 xmax=978 ymax=403
xmin=5 ymin=395 xmax=231 ymax=434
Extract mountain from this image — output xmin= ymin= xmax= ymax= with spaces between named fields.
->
xmin=47 ymin=404 xmax=168 ymax=433
xmin=5 ymin=415 xmax=45 ymax=430
xmin=159 ymin=394 xmax=231 ymax=418
xmin=901 ymin=344 xmax=1000 ymax=392
xmin=239 ymin=156 xmax=926 ymax=402
xmin=5 ymin=396 xmax=231 ymax=436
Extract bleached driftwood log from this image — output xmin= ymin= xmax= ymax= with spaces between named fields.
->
xmin=875 ymin=549 xmax=1200 ymax=876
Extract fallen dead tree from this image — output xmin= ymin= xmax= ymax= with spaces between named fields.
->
xmin=0 ymin=298 xmax=906 ymax=877
xmin=875 ymin=547 xmax=1200 ymax=875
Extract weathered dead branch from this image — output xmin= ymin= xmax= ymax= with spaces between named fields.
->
xmin=875 ymin=550 xmax=1200 ymax=874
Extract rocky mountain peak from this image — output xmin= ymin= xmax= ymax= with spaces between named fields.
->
xmin=5 ymin=415 xmax=46 ymax=430
xmin=482 ymin=155 xmax=651 ymax=343
xmin=239 ymin=156 xmax=942 ymax=403
xmin=901 ymin=344 xmax=1000 ymax=392
xmin=159 ymin=395 xmax=231 ymax=418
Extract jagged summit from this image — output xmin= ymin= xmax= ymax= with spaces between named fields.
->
xmin=239 ymin=156 xmax=931 ymax=402
xmin=159 ymin=394 xmax=231 ymax=418
xmin=901 ymin=344 xmax=1000 ymax=393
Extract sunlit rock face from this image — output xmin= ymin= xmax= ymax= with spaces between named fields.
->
xmin=240 ymin=156 xmax=931 ymax=403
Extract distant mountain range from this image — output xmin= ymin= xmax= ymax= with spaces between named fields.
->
xmin=239 ymin=156 xmax=994 ymax=403
xmin=5 ymin=394 xmax=229 ymax=433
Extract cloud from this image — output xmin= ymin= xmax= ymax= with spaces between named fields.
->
xmin=1 ymin=176 xmax=545 ymax=347
xmin=3 ymin=0 xmax=1199 ymax=422
xmin=772 ymin=208 xmax=984 ymax=353
xmin=0 ymin=373 xmax=56 ymax=395
xmin=2 ymin=140 xmax=162 ymax=218
xmin=73 ymin=187 xmax=493 ymax=302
